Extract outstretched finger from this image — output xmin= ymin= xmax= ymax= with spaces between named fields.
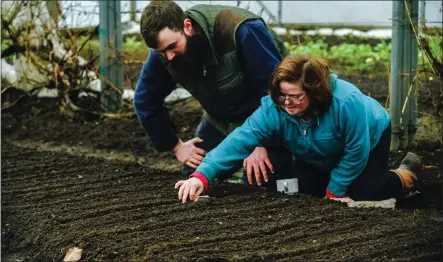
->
xmin=331 ymin=197 xmax=354 ymax=203
xmin=246 ymin=162 xmax=253 ymax=184
xmin=178 ymin=182 xmax=185 ymax=200
xmin=259 ymin=162 xmax=268 ymax=182
xmin=254 ymin=164 xmax=262 ymax=185
xmin=191 ymin=137 xmax=204 ymax=144
xmin=195 ymin=186 xmax=204 ymax=198
xmin=184 ymin=160 xmax=198 ymax=169
xmin=264 ymin=158 xmax=274 ymax=174
xmin=182 ymin=184 xmax=191 ymax=204
xmin=194 ymin=147 xmax=207 ymax=156
xmin=193 ymin=153 xmax=205 ymax=162
xmin=189 ymin=184 xmax=197 ymax=200
xmin=175 ymin=180 xmax=185 ymax=189
xmin=191 ymin=152 xmax=204 ymax=162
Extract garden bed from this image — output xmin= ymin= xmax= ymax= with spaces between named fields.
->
xmin=2 ymin=35 xmax=442 ymax=261
xmin=1 ymin=141 xmax=442 ymax=261
xmin=2 ymin=80 xmax=443 ymax=261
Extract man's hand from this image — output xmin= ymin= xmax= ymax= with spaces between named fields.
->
xmin=243 ymin=147 xmax=274 ymax=186
xmin=175 ymin=178 xmax=204 ymax=203
xmin=173 ymin=138 xmax=207 ymax=169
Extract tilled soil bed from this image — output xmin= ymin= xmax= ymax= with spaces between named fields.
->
xmin=1 ymin=67 xmax=443 ymax=261
xmin=1 ymin=142 xmax=442 ymax=261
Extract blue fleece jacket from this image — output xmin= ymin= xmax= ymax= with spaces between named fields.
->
xmin=196 ymin=74 xmax=391 ymax=196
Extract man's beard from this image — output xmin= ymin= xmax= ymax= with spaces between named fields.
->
xmin=168 ymin=33 xmax=209 ymax=68
xmin=184 ymin=33 xmax=209 ymax=61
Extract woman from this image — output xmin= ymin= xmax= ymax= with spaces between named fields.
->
xmin=175 ymin=55 xmax=421 ymax=203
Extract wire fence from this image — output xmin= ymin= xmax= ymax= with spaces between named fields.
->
xmin=57 ymin=0 xmax=442 ymax=28
xmin=1 ymin=0 xmax=442 ymax=116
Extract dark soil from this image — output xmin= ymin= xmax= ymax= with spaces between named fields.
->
xmin=2 ymin=60 xmax=443 ymax=261
xmin=2 ymin=142 xmax=442 ymax=261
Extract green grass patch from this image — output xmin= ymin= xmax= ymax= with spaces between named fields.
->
xmin=77 ymin=36 xmax=150 ymax=62
xmin=285 ymin=35 xmax=441 ymax=75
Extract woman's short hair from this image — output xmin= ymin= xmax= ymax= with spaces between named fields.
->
xmin=269 ymin=54 xmax=333 ymax=116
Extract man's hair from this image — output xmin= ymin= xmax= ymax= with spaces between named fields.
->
xmin=140 ymin=0 xmax=187 ymax=48
xmin=269 ymin=54 xmax=332 ymax=116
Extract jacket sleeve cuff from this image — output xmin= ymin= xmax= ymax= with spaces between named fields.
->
xmin=190 ymin=172 xmax=209 ymax=191
xmin=326 ymin=178 xmax=348 ymax=197
xmin=326 ymin=188 xmax=345 ymax=199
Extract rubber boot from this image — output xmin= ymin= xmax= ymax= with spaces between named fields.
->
xmin=391 ymin=152 xmax=422 ymax=199
xmin=399 ymin=152 xmax=421 ymax=176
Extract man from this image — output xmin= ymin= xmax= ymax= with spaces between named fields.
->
xmin=134 ymin=0 xmax=292 ymax=187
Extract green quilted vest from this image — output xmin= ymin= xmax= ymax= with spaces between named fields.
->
xmin=160 ymin=5 xmax=287 ymax=135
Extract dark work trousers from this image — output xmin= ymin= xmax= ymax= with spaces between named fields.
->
xmin=182 ymin=116 xmax=293 ymax=187
xmin=294 ymin=123 xmax=403 ymax=201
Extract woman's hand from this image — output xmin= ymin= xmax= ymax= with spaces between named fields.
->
xmin=175 ymin=177 xmax=205 ymax=203
xmin=325 ymin=188 xmax=354 ymax=203
xmin=243 ymin=147 xmax=274 ymax=186
xmin=325 ymin=195 xmax=355 ymax=203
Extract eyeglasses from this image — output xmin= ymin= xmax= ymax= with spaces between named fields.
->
xmin=277 ymin=93 xmax=307 ymax=105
